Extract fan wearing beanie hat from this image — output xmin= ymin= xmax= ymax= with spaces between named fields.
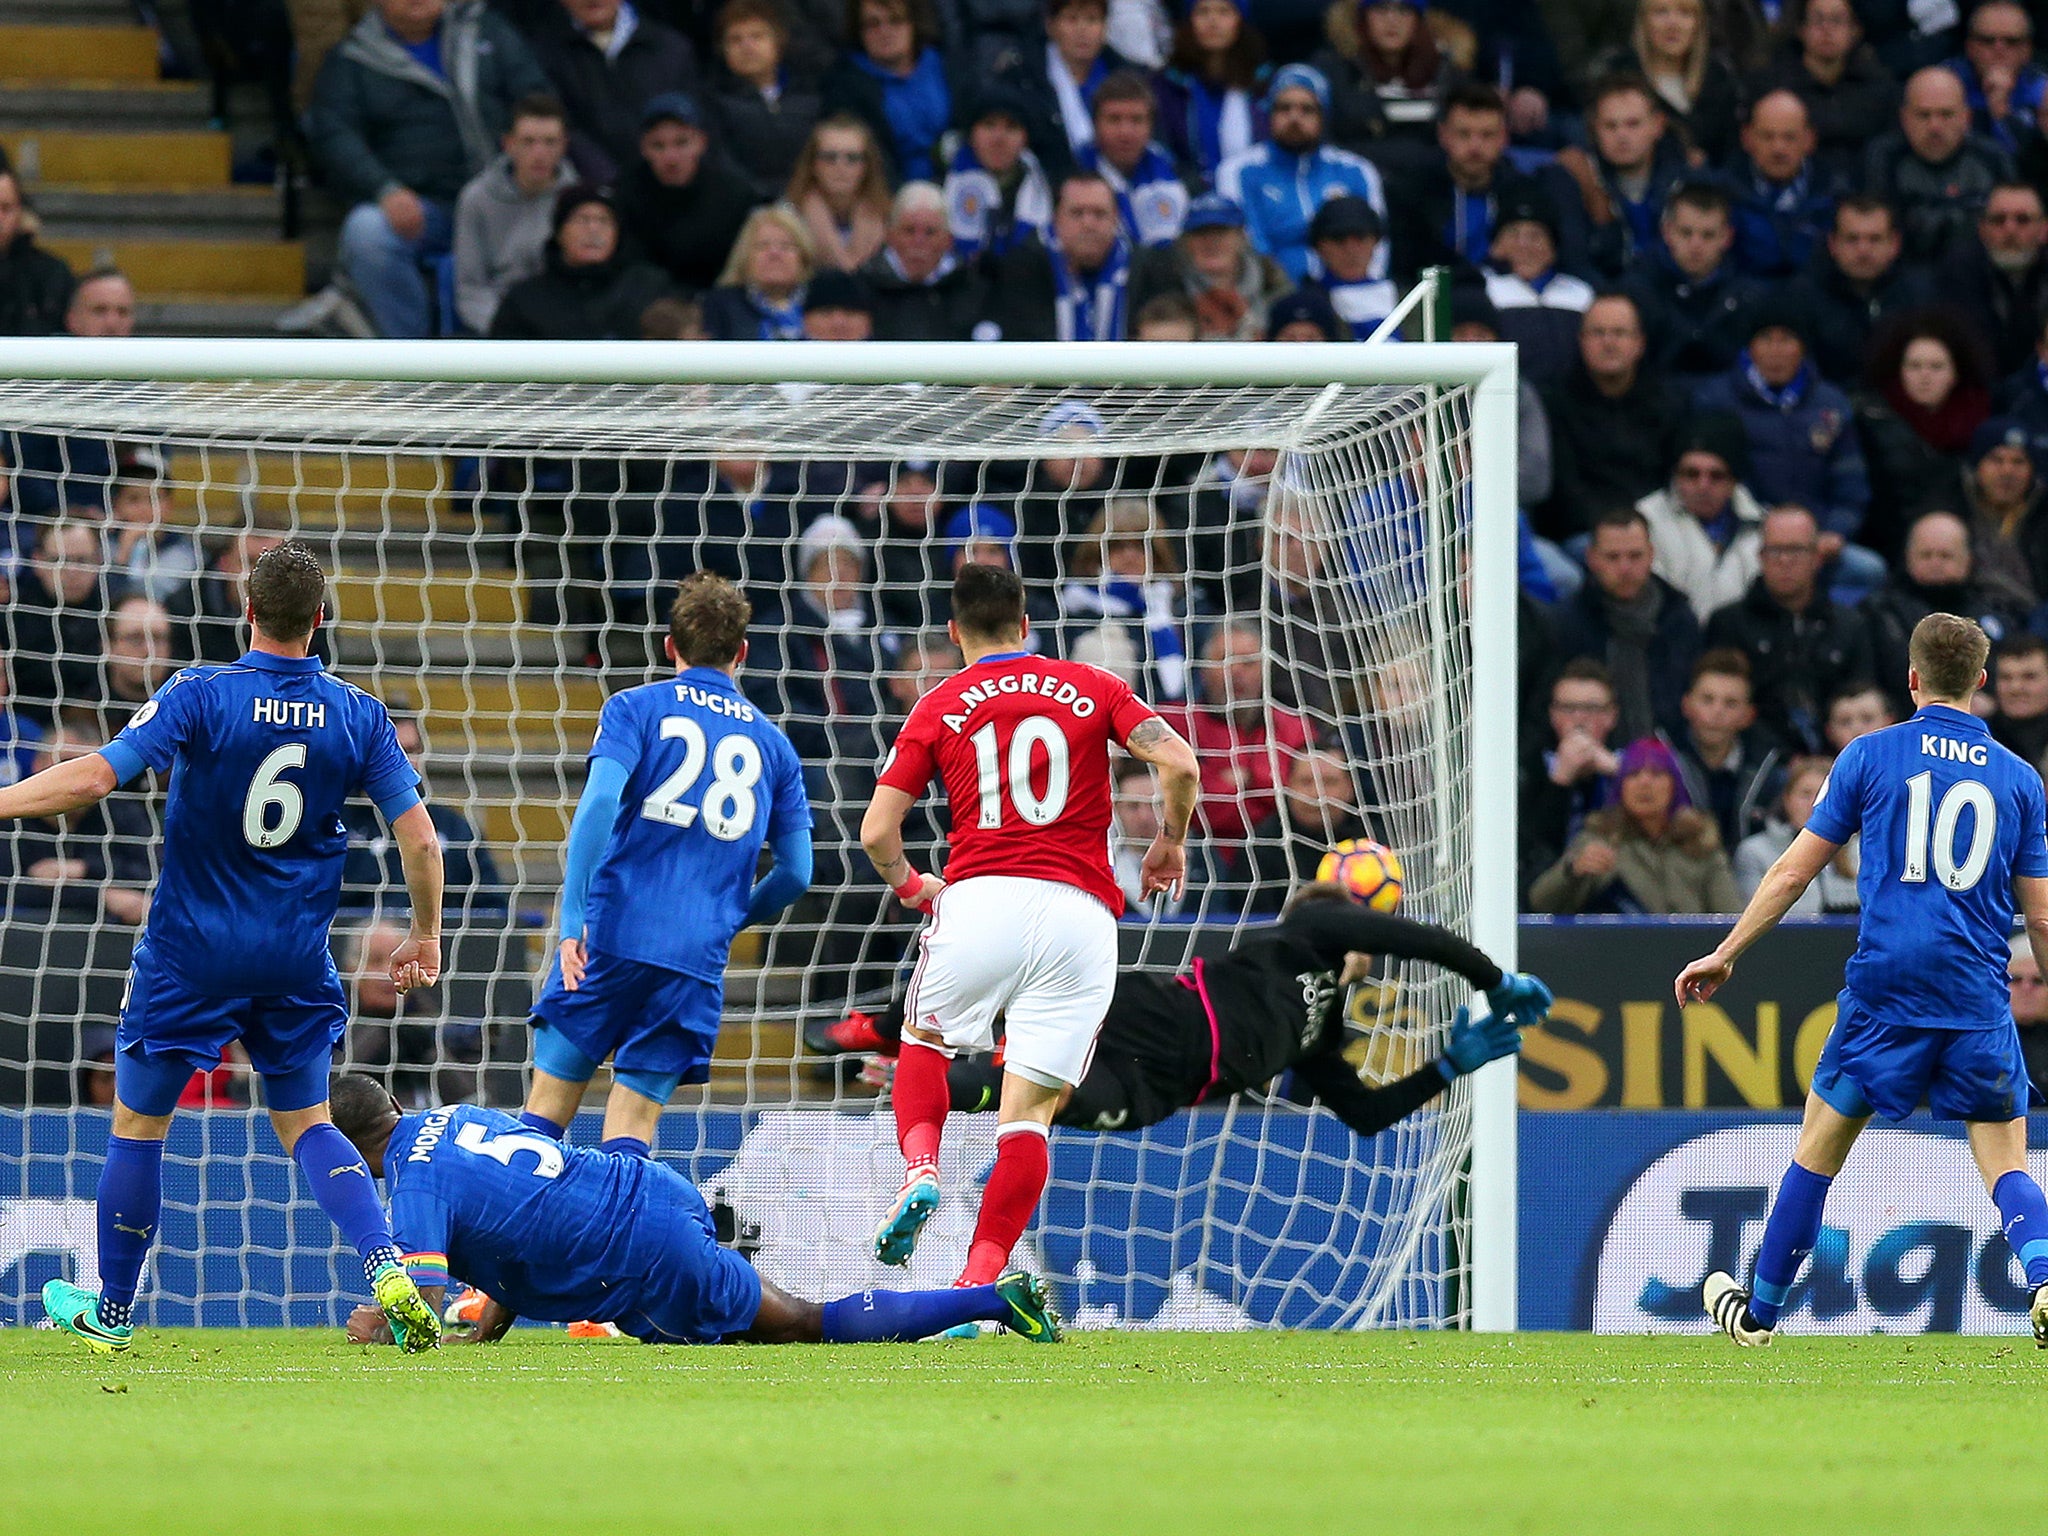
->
xmin=803 ymin=269 xmax=876 ymax=340
xmin=1635 ymin=409 xmax=1771 ymax=621
xmin=488 ymin=183 xmax=675 ymax=340
xmin=1479 ymin=185 xmax=1593 ymax=389
xmin=1215 ymin=60 xmax=1389 ymax=283
xmin=1264 ymin=287 xmax=1345 ymax=341
xmin=1526 ymin=734 xmax=1741 ymax=917
xmin=1693 ymin=289 xmax=1876 ymax=600
xmin=1965 ymin=417 xmax=2045 ymax=595
xmin=1302 ymin=195 xmax=1396 ymax=338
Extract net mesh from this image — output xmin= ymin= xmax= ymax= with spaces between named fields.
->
xmin=0 ymin=365 xmax=1482 ymax=1330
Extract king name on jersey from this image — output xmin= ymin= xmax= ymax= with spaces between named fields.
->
xmin=940 ymin=672 xmax=1100 ymax=732
xmin=1921 ymin=733 xmax=1989 ymax=765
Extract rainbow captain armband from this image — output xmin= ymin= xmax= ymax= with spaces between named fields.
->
xmin=403 ymin=1252 xmax=451 ymax=1288
xmin=892 ymin=869 xmax=928 ymax=904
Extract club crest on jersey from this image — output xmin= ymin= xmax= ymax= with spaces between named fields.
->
xmin=941 ymin=673 xmax=1097 ymax=732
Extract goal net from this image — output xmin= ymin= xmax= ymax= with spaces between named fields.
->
xmin=0 ymin=339 xmax=1517 ymax=1332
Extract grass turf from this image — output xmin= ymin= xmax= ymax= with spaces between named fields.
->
xmin=1 ymin=1327 xmax=2036 ymax=1533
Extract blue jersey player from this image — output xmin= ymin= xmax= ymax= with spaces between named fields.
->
xmin=4 ymin=543 xmax=445 ymax=1354
xmin=324 ymin=1074 xmax=1063 ymax=1346
xmin=1677 ymin=613 xmax=2048 ymax=1346
xmin=518 ymin=573 xmax=813 ymax=1157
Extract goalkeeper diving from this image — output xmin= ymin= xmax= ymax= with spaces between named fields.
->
xmin=818 ymin=882 xmax=1549 ymax=1135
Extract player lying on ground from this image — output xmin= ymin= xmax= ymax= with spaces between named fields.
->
xmin=819 ymin=881 xmax=1551 ymax=1135
xmin=1678 ymin=612 xmax=2048 ymax=1347
xmin=10 ymin=542 xmax=444 ymax=1353
xmin=326 ymin=1075 xmax=1063 ymax=1346
xmin=516 ymin=574 xmax=812 ymax=1159
xmin=860 ymin=562 xmax=1202 ymax=1282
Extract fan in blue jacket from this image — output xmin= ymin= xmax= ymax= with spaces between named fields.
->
xmin=1215 ymin=63 xmax=1386 ymax=284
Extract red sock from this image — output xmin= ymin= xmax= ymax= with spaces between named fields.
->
xmin=960 ymin=1124 xmax=1049 ymax=1285
xmin=893 ymin=1040 xmax=950 ymax=1178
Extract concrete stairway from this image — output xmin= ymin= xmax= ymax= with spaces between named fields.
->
xmin=0 ymin=0 xmax=304 ymax=334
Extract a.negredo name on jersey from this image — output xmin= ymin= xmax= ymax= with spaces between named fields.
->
xmin=937 ymin=669 xmax=1103 ymax=732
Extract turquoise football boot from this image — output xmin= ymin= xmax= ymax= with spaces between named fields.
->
xmin=873 ymin=1168 xmax=941 ymax=1267
xmin=41 ymin=1279 xmax=133 ymax=1354
xmin=372 ymin=1261 xmax=443 ymax=1354
xmin=995 ymin=1271 xmax=1063 ymax=1343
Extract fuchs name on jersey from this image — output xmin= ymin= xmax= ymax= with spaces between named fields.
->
xmin=672 ymin=682 xmax=756 ymax=721
xmin=940 ymin=671 xmax=1101 ymax=732
xmin=252 ymin=698 xmax=329 ymax=729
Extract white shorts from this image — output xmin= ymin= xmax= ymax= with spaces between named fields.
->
xmin=902 ymin=875 xmax=1118 ymax=1089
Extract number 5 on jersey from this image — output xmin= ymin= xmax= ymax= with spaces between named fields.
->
xmin=455 ymin=1121 xmax=565 ymax=1179
xmin=641 ymin=716 xmax=762 ymax=840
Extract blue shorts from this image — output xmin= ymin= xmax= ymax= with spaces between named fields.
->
xmin=612 ymin=1163 xmax=762 ymax=1345
xmin=529 ymin=949 xmax=721 ymax=1085
xmin=114 ymin=940 xmax=346 ymax=1116
xmin=1813 ymin=1002 xmax=2028 ymax=1123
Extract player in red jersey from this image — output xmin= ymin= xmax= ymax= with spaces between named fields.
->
xmin=860 ymin=562 xmax=1200 ymax=1285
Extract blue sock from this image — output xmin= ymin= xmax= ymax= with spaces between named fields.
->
xmin=1993 ymin=1170 xmax=2048 ymax=1288
xmin=821 ymin=1284 xmax=1007 ymax=1343
xmin=96 ymin=1134 xmax=164 ymax=1329
xmin=1748 ymin=1162 xmax=1833 ymax=1328
xmin=292 ymin=1123 xmax=399 ymax=1282
xmin=518 ymin=1110 xmax=566 ymax=1138
xmin=600 ymin=1136 xmax=649 ymax=1160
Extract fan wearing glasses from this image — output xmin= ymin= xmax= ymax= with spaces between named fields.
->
xmin=1946 ymin=1 xmax=2048 ymax=154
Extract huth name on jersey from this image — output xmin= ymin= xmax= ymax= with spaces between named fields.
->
xmin=252 ymin=698 xmax=329 ymax=729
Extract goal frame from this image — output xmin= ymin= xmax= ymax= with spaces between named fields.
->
xmin=0 ymin=336 xmax=1521 ymax=1331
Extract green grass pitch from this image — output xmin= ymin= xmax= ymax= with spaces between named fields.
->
xmin=2 ymin=1327 xmax=2038 ymax=1533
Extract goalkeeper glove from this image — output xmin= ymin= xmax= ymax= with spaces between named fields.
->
xmin=1439 ymin=1005 xmax=1523 ymax=1078
xmin=1485 ymin=971 xmax=1553 ymax=1030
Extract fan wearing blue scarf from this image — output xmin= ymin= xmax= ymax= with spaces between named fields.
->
xmin=1078 ymin=70 xmax=1191 ymax=249
xmin=1047 ymin=173 xmax=1133 ymax=341
xmin=1304 ymin=194 xmax=1396 ymax=339
xmin=1059 ymin=501 xmax=1190 ymax=702
xmin=982 ymin=173 xmax=1135 ymax=341
xmin=946 ymin=91 xmax=1054 ymax=261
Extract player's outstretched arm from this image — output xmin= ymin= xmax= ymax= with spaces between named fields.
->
xmin=552 ymin=757 xmax=630 ymax=989
xmin=861 ymin=785 xmax=943 ymax=910
xmin=0 ymin=751 xmax=117 ymax=822
xmin=1123 ymin=718 xmax=1199 ymax=899
xmin=1295 ymin=1005 xmax=1523 ymax=1139
xmin=1287 ymin=903 xmax=1504 ymax=992
xmin=1675 ymin=828 xmax=1839 ymax=1004
xmin=390 ymin=801 xmax=444 ymax=994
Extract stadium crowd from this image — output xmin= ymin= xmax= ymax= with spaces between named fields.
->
xmin=24 ymin=0 xmax=2048 ymax=1099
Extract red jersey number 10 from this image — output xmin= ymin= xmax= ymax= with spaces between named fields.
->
xmin=969 ymin=716 xmax=1072 ymax=829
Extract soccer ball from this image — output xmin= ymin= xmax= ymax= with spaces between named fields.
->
xmin=1316 ymin=839 xmax=1404 ymax=912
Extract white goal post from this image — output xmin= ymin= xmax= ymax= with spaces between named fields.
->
xmin=0 ymin=336 xmax=1519 ymax=1332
